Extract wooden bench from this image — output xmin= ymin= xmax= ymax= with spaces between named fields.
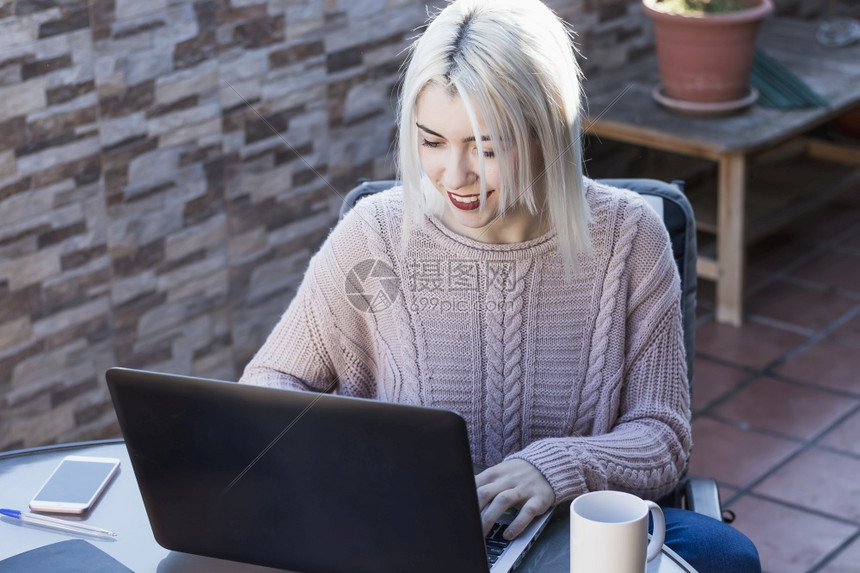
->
xmin=583 ymin=17 xmax=860 ymax=325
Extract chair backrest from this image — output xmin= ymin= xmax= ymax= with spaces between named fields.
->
xmin=339 ymin=178 xmax=697 ymax=388
xmin=340 ymin=179 xmax=399 ymax=220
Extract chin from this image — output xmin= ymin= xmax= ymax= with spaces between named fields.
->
xmin=450 ymin=211 xmax=497 ymax=231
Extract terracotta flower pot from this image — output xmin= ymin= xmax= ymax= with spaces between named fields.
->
xmin=643 ymin=0 xmax=774 ymax=104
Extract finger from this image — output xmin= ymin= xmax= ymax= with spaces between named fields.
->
xmin=480 ymin=489 xmax=522 ymax=536
xmin=475 ymin=466 xmax=524 ymax=506
xmin=476 ymin=480 xmax=506 ymax=510
xmin=502 ymin=498 xmax=550 ymax=541
xmin=474 ymin=464 xmax=505 ymax=488
xmin=476 ymin=469 xmax=519 ymax=509
xmin=481 ymin=500 xmax=507 ymax=536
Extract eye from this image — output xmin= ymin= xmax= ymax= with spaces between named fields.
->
xmin=474 ymin=146 xmax=495 ymax=159
xmin=421 ymin=139 xmax=441 ymax=149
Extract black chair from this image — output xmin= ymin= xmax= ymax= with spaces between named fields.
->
xmin=340 ymin=178 xmax=725 ymax=521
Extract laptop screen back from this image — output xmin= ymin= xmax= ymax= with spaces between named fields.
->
xmin=106 ymin=367 xmax=490 ymax=573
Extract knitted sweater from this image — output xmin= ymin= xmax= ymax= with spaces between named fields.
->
xmin=239 ymin=179 xmax=692 ymax=504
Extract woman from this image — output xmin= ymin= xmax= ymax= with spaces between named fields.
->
xmin=240 ymin=1 xmax=760 ymax=570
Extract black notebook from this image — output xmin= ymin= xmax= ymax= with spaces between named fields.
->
xmin=0 ymin=540 xmax=132 ymax=573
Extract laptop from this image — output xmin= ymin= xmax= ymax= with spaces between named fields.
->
xmin=106 ymin=367 xmax=552 ymax=573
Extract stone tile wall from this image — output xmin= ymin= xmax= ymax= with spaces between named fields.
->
xmin=0 ymin=0 xmax=825 ymax=451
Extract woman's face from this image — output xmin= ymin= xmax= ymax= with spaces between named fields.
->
xmin=415 ymin=84 xmax=544 ymax=243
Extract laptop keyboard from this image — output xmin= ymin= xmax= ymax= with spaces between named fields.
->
xmin=485 ymin=508 xmax=516 ymax=566
xmin=485 ymin=522 xmax=511 ymax=565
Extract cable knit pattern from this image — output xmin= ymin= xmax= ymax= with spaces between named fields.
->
xmin=575 ymin=197 xmax=642 ymax=435
xmin=502 ymin=259 xmax=529 ymax=456
xmin=483 ymin=267 xmax=506 ymax=464
xmin=240 ymin=179 xmax=692 ymax=504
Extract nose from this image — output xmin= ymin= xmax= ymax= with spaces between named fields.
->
xmin=442 ymin=149 xmax=477 ymax=191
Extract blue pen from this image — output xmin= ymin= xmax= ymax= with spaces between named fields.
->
xmin=0 ymin=508 xmax=116 ymax=538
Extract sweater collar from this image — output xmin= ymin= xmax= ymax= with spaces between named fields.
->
xmin=422 ymin=215 xmax=559 ymax=260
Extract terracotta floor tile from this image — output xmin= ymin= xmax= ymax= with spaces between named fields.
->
xmin=710 ymin=376 xmax=858 ymax=440
xmin=681 ymin=167 xmax=860 ymax=573
xmin=818 ymin=407 xmax=860 ymax=456
xmin=787 ymin=250 xmax=860 ymax=295
xmin=688 ymin=417 xmax=800 ymax=489
xmin=818 ymin=535 xmax=860 ymax=573
xmin=754 ymin=448 xmax=860 ymax=522
xmin=726 ymin=494 xmax=857 ymax=573
xmin=742 ymin=268 xmax=774 ymax=297
xmin=774 ymin=337 xmax=860 ymax=395
xmin=794 ymin=203 xmax=860 ymax=244
xmin=691 ymin=357 xmax=750 ymax=413
xmin=831 ymin=312 xmax=860 ymax=345
xmin=696 ymin=319 xmax=807 ymax=370
xmin=746 ymin=230 xmax=819 ymax=274
xmin=745 ymin=280 xmax=858 ymax=332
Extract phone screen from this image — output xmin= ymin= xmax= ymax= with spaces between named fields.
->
xmin=31 ymin=456 xmax=120 ymax=512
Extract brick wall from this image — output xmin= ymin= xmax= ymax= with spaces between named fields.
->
xmin=0 ymin=0 xmax=828 ymax=451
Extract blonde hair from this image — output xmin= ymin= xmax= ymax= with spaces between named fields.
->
xmin=397 ymin=0 xmax=591 ymax=274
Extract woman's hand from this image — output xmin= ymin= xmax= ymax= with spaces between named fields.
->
xmin=475 ymin=459 xmax=555 ymax=540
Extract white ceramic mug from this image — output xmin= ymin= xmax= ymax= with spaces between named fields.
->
xmin=570 ymin=490 xmax=666 ymax=572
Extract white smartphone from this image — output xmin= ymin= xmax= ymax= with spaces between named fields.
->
xmin=29 ymin=455 xmax=121 ymax=514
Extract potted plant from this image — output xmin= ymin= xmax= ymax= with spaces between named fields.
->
xmin=643 ymin=0 xmax=774 ymax=111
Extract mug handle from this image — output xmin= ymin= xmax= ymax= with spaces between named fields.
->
xmin=645 ymin=501 xmax=666 ymax=562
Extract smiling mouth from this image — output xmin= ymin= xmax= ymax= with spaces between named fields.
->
xmin=447 ymin=190 xmax=494 ymax=211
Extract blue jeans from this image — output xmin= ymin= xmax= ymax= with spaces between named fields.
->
xmin=656 ymin=508 xmax=761 ymax=573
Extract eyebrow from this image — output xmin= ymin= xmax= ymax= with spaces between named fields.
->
xmin=416 ymin=123 xmax=491 ymax=143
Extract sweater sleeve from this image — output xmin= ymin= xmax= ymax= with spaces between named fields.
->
xmin=238 ymin=254 xmax=339 ymax=392
xmin=507 ymin=196 xmax=692 ymax=503
xmin=238 ymin=205 xmax=385 ymax=397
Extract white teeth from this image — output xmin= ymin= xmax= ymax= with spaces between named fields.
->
xmin=452 ymin=194 xmax=479 ymax=203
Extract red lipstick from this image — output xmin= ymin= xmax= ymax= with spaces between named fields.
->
xmin=447 ymin=190 xmax=494 ymax=211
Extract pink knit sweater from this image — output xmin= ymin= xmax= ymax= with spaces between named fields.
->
xmin=240 ymin=179 xmax=692 ymax=503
